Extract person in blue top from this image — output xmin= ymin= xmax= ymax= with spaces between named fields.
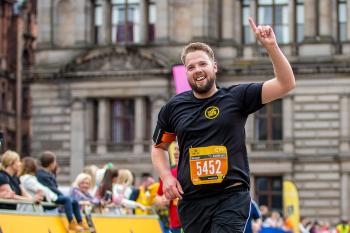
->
xmin=244 ymin=200 xmax=262 ymax=233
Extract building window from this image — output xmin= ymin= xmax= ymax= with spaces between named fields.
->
xmin=111 ymin=99 xmax=135 ymax=144
xmin=148 ymin=0 xmax=156 ymax=42
xmin=338 ymin=0 xmax=347 ymax=42
xmin=93 ymin=0 xmax=103 ymax=44
xmin=255 ymin=176 xmax=283 ymax=212
xmin=253 ymin=99 xmax=282 ymax=150
xmin=242 ymin=0 xmax=253 ymax=44
xmin=296 ymin=0 xmax=304 ymax=43
xmin=111 ymin=0 xmax=140 ymax=43
xmin=258 ymin=0 xmax=289 ymax=44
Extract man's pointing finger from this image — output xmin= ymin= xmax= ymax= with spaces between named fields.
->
xmin=248 ymin=17 xmax=257 ymax=32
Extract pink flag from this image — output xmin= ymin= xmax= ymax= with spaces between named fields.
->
xmin=172 ymin=65 xmax=191 ymax=94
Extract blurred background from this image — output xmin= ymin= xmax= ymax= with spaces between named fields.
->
xmin=0 ymin=0 xmax=349 ymax=226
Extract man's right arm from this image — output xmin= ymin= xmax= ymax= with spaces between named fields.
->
xmin=151 ymin=143 xmax=183 ymax=200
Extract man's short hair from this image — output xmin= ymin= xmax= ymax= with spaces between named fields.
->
xmin=181 ymin=42 xmax=215 ymax=64
xmin=40 ymin=151 xmax=56 ymax=168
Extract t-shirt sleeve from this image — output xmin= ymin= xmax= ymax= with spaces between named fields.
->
xmin=0 ymin=173 xmax=9 ymax=186
xmin=234 ymin=83 xmax=265 ymax=115
xmin=251 ymin=201 xmax=261 ymax=219
xmin=155 ymin=104 xmax=174 ymax=133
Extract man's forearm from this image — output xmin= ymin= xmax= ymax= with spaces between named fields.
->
xmin=267 ymin=45 xmax=295 ymax=90
xmin=151 ymin=145 xmax=172 ymax=180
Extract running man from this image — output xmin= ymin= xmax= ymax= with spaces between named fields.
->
xmin=151 ymin=17 xmax=295 ymax=233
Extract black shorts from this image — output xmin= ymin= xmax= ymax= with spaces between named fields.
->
xmin=178 ymin=187 xmax=251 ymax=233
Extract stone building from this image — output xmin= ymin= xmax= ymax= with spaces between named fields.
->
xmin=0 ymin=0 xmax=36 ymax=155
xmin=33 ymin=0 xmax=350 ymax=223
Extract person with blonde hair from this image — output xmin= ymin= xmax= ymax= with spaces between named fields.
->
xmin=70 ymin=173 xmax=100 ymax=207
xmin=112 ymin=169 xmax=146 ymax=214
xmin=0 ymin=150 xmax=43 ymax=210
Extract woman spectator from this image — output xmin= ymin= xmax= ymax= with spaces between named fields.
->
xmin=19 ymin=157 xmax=57 ymax=211
xmin=95 ymin=168 xmax=119 ymax=208
xmin=71 ymin=173 xmax=100 ymax=210
xmin=0 ymin=150 xmax=42 ymax=210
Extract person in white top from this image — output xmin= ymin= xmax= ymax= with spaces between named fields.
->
xmin=20 ymin=157 xmax=58 ymax=203
xmin=112 ymin=169 xmax=146 ymax=214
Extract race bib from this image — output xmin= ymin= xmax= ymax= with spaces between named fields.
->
xmin=189 ymin=145 xmax=228 ymax=185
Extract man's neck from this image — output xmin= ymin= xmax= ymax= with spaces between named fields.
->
xmin=193 ymin=86 xmax=218 ymax=99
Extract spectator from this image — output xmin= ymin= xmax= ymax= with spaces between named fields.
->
xmin=0 ymin=150 xmax=42 ymax=210
xmin=112 ymin=169 xmax=146 ymax=214
xmin=19 ymin=157 xmax=57 ymax=211
xmin=299 ymin=216 xmax=312 ymax=233
xmin=260 ymin=205 xmax=269 ymax=222
xmin=95 ymin=168 xmax=120 ymax=209
xmin=244 ymin=200 xmax=262 ymax=233
xmin=134 ymin=172 xmax=159 ymax=215
xmin=336 ymin=218 xmax=349 ymax=233
xmin=263 ymin=210 xmax=284 ymax=229
xmin=83 ymin=165 xmax=99 ymax=195
xmin=36 ymin=151 xmax=89 ymax=231
xmin=70 ymin=173 xmax=100 ymax=208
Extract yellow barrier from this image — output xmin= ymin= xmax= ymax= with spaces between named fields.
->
xmin=0 ymin=211 xmax=163 ymax=233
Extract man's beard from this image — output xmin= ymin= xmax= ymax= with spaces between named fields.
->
xmin=189 ymin=76 xmax=215 ymax=94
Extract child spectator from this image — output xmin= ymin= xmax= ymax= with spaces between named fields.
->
xmin=36 ymin=151 xmax=89 ymax=231
xmin=112 ymin=169 xmax=146 ymax=214
xmin=19 ymin=157 xmax=57 ymax=211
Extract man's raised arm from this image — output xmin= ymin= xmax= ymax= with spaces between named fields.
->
xmin=248 ymin=17 xmax=296 ymax=104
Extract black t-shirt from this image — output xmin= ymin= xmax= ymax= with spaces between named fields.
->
xmin=0 ymin=170 xmax=22 ymax=210
xmin=154 ymin=83 xmax=264 ymax=200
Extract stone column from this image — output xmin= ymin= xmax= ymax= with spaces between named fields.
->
xmin=232 ymin=0 xmax=242 ymax=44
xmin=347 ymin=0 xmax=350 ymax=40
xmin=303 ymin=0 xmax=317 ymax=40
xmin=155 ymin=0 xmax=169 ymax=43
xmin=134 ymin=97 xmax=146 ymax=154
xmin=221 ymin=0 xmax=234 ymax=43
xmin=341 ymin=172 xmax=349 ymax=219
xmin=319 ymin=0 xmax=332 ymax=40
xmin=74 ymin=0 xmax=87 ymax=45
xmin=139 ymin=0 xmax=148 ymax=43
xmin=37 ymin=0 xmax=52 ymax=46
xmin=85 ymin=100 xmax=94 ymax=154
xmin=70 ymin=99 xmax=85 ymax=182
xmin=97 ymin=99 xmax=110 ymax=154
xmin=340 ymin=95 xmax=350 ymax=155
xmin=283 ymin=96 xmax=294 ymax=154
xmin=100 ymin=0 xmax=109 ymax=44
xmin=191 ymin=0 xmax=206 ymax=39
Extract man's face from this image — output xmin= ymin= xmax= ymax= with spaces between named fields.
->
xmin=184 ymin=50 xmax=217 ymax=95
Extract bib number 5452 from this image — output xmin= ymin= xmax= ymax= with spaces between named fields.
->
xmin=196 ymin=160 xmax=221 ymax=176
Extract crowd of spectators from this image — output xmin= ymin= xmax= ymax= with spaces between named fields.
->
xmin=1 ymin=149 xmax=349 ymax=233
xmin=0 ymin=150 xmax=165 ymax=231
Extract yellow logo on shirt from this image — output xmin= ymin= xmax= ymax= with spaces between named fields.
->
xmin=205 ymin=106 xmax=220 ymax=119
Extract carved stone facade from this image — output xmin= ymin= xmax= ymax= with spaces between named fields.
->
xmin=33 ymin=0 xmax=350 ymax=223
xmin=0 ymin=0 xmax=36 ymax=155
